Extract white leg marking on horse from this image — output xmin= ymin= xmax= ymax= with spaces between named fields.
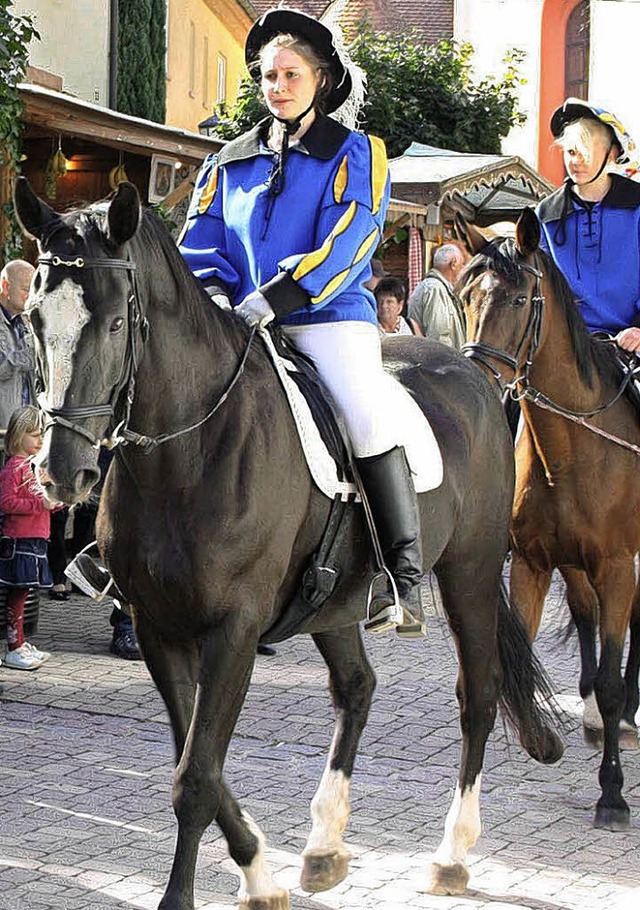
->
xmin=432 ymin=776 xmax=482 ymax=866
xmin=237 ymin=811 xmax=284 ymax=903
xmin=583 ymin=692 xmax=603 ymax=731
xmin=32 ymin=278 xmax=91 ymax=410
xmin=304 ymin=768 xmax=350 ymax=853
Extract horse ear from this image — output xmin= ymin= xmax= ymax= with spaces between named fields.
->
xmin=515 ymin=207 xmax=541 ymax=257
xmin=13 ymin=176 xmax=59 ymax=241
xmin=107 ymin=181 xmax=141 ymax=246
xmin=453 ymin=212 xmax=487 ymax=256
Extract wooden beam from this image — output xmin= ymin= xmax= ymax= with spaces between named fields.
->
xmin=19 ymin=85 xmax=222 ymax=165
xmin=159 ymin=172 xmax=197 ymax=211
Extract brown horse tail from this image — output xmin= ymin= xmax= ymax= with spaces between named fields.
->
xmin=496 ymin=582 xmax=566 ymax=764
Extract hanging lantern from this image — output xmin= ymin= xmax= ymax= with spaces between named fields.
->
xmin=109 ymin=152 xmax=129 ymax=190
xmin=45 ymin=136 xmax=70 ymax=199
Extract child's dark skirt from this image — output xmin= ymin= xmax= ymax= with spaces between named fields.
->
xmin=0 ymin=537 xmax=53 ymax=588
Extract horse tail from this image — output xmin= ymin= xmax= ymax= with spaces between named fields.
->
xmin=496 ymin=582 xmax=565 ymax=764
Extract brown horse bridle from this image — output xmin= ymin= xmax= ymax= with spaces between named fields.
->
xmin=34 ymin=254 xmax=254 ymax=455
xmin=461 ymin=253 xmax=640 ymax=455
xmin=462 ymin=257 xmax=545 ymax=399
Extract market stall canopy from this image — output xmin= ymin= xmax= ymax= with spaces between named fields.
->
xmin=389 ymin=142 xmax=555 ymax=226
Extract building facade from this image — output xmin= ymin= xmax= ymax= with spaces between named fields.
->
xmin=455 ymin=0 xmax=640 ymax=186
xmin=165 ymin=0 xmax=256 ymax=133
xmin=12 ymin=0 xmax=111 ymax=105
xmin=12 ymin=0 xmax=256 ymax=133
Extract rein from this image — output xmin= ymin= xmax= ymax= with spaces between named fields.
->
xmin=461 ymin=256 xmax=640 ymax=454
xmin=36 ymin=254 xmax=255 ymax=455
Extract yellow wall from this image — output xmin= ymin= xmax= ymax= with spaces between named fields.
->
xmin=166 ymin=0 xmax=254 ymax=133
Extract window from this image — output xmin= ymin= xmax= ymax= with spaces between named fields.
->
xmin=565 ymin=1 xmax=590 ymax=100
xmin=189 ymin=20 xmax=196 ymax=96
xmin=216 ymin=54 xmax=227 ymax=105
xmin=203 ymin=36 xmax=209 ymax=106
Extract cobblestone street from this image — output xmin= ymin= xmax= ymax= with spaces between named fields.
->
xmin=1 ymin=576 xmax=639 ymax=909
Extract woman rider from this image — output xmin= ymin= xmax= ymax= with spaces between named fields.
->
xmin=537 ymin=98 xmax=640 ymax=353
xmin=179 ymin=7 xmax=427 ymax=638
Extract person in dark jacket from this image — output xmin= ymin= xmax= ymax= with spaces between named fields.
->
xmin=537 ymin=98 xmax=640 ymax=352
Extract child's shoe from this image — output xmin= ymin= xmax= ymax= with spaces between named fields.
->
xmin=23 ymin=642 xmax=51 ymax=664
xmin=4 ymin=643 xmax=44 ymax=671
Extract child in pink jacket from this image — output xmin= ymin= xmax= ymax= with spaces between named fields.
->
xmin=0 ymin=406 xmax=55 ymax=670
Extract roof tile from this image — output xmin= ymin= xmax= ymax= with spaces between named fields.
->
xmin=250 ymin=1 xmax=452 ymax=42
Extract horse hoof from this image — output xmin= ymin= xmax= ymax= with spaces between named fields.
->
xmin=421 ymin=861 xmax=470 ymax=895
xmin=301 ymin=848 xmax=350 ymax=892
xmin=239 ymin=890 xmax=290 ymax=910
xmin=594 ymin=805 xmax=630 ymax=831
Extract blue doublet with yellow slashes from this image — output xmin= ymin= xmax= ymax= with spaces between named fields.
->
xmin=179 ymin=113 xmax=390 ymax=326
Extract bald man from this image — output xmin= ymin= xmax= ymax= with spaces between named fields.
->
xmin=1 ymin=259 xmax=36 ymax=431
xmin=407 ymin=243 xmax=467 ymax=349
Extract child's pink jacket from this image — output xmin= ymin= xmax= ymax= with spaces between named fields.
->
xmin=0 ymin=455 xmax=51 ymax=539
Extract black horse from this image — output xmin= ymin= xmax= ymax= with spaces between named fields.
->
xmin=14 ymin=178 xmax=562 ymax=910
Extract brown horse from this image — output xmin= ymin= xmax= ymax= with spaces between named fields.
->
xmin=457 ymin=207 xmax=640 ymax=831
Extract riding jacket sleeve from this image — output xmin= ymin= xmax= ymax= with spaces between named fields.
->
xmin=259 ymin=133 xmax=391 ymax=319
xmin=178 ymin=154 xmax=240 ymax=300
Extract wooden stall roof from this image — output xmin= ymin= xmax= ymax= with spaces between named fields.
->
xmin=18 ymin=83 xmax=223 ymax=164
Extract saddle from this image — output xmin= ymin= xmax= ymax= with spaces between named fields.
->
xmin=258 ymin=327 xmax=358 ymax=643
xmin=594 ymin=334 xmax=640 ymax=415
xmin=260 ymin=326 xmax=359 ymax=501
xmin=257 ymin=326 xmax=443 ymax=643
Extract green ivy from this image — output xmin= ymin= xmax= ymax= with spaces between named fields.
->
xmin=0 ymin=1 xmax=39 ymax=264
xmin=213 ymin=24 xmax=525 ymax=159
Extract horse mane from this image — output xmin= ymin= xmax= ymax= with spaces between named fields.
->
xmin=463 ymin=237 xmax=627 ymax=394
xmin=71 ymin=200 xmax=243 ymax=351
xmin=133 ymin=210 xmax=243 ymax=347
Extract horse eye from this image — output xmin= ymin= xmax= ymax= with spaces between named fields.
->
xmin=110 ymin=316 xmax=125 ymax=333
xmin=515 ymin=295 xmax=528 ymax=307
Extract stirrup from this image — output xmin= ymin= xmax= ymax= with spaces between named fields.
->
xmin=364 ymin=568 xmax=404 ymax=634
xmin=64 ymin=541 xmax=113 ymax=601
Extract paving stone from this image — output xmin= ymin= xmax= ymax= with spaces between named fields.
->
xmin=1 ymin=579 xmax=639 ymax=909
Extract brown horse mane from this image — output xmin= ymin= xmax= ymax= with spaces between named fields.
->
xmin=463 ymin=237 xmax=631 ymax=397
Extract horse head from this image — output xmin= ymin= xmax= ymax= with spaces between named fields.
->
xmin=13 ymin=177 xmax=141 ymax=504
xmin=456 ymin=208 xmax=546 ymax=389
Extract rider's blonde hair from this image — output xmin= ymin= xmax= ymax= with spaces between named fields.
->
xmin=556 ymin=118 xmax=620 ymax=164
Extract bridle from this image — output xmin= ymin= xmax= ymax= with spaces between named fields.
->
xmin=35 ymin=254 xmax=145 ymax=450
xmin=34 ymin=254 xmax=254 ymax=454
xmin=461 ymin=253 xmax=640 ymax=454
xmin=461 ymin=258 xmax=545 ymax=399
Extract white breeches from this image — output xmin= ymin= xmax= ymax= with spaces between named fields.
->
xmin=282 ymin=320 xmax=409 ymax=458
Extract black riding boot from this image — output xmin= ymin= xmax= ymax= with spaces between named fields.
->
xmin=356 ymin=446 xmax=427 ymax=639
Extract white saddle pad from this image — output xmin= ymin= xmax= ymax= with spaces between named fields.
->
xmin=259 ymin=328 xmax=443 ymax=500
